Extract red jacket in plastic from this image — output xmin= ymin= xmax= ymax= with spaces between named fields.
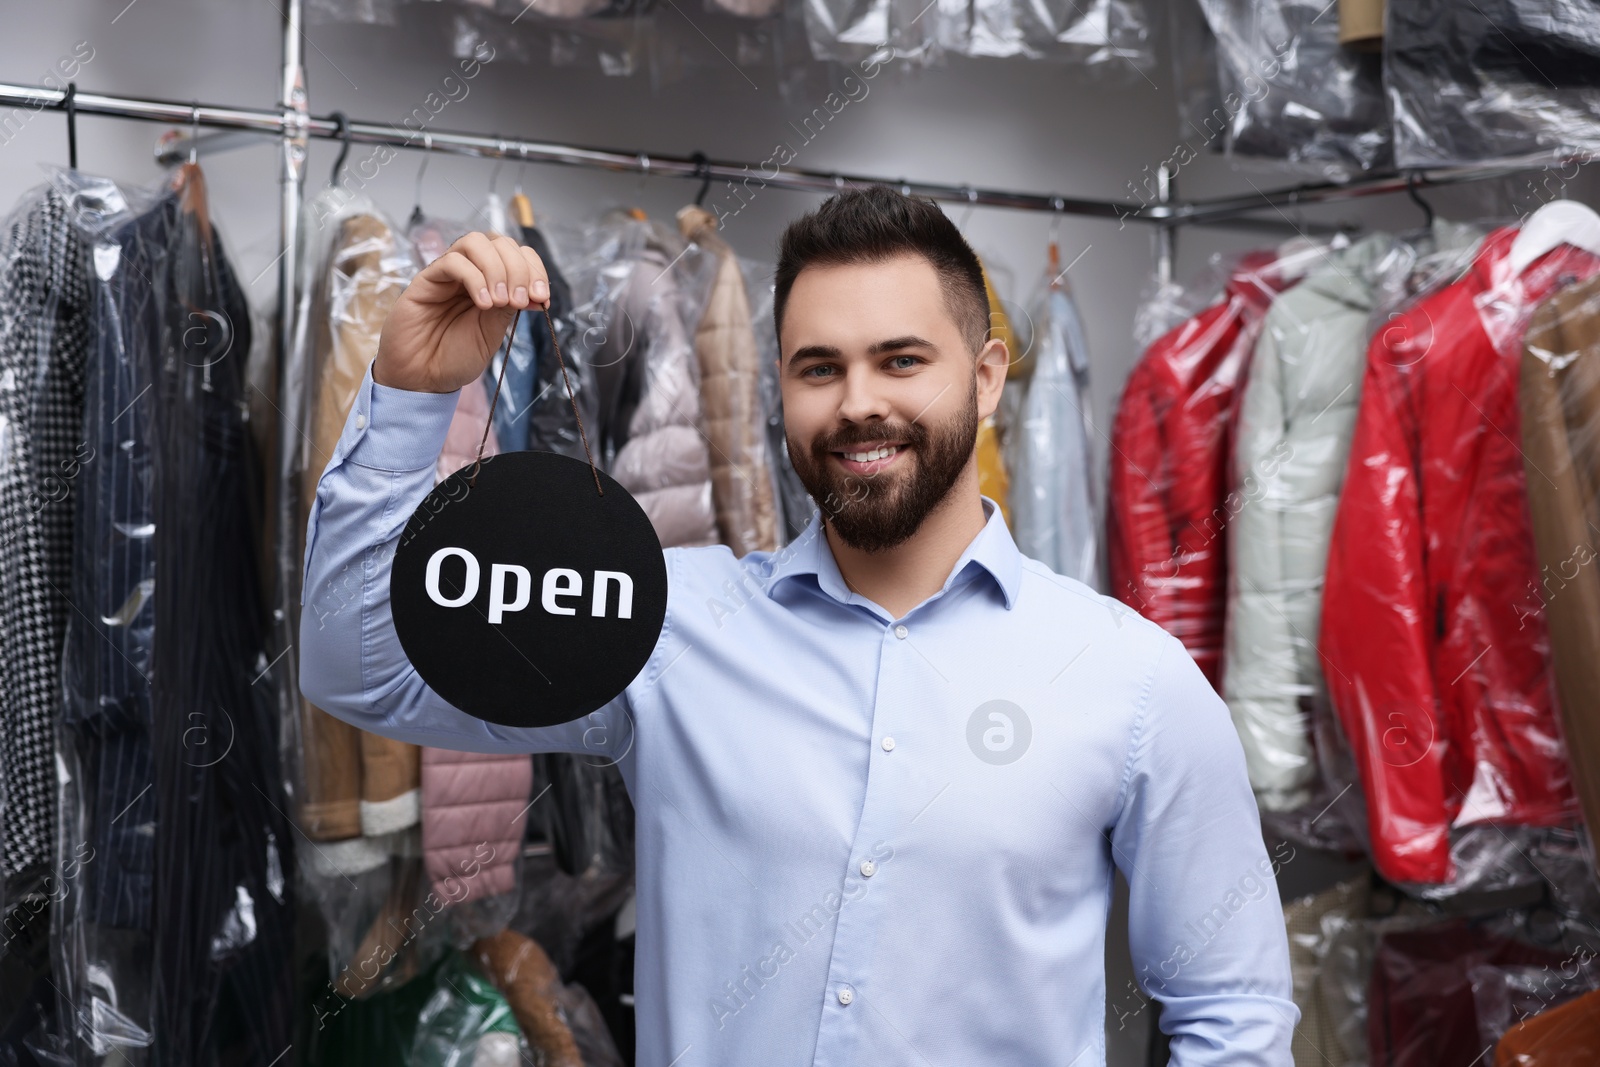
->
xmin=1320 ymin=227 xmax=1588 ymax=885
xmin=1108 ymin=254 xmax=1285 ymax=688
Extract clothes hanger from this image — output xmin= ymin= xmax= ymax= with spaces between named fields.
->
xmin=1047 ymin=197 xmax=1065 ymax=291
xmin=408 ymin=132 xmax=432 ymax=229
xmin=60 ymin=82 xmax=78 ymax=170
xmin=510 ymin=143 xmax=534 ymax=229
xmin=328 ymin=110 xmax=351 ymax=188
xmin=1508 ymin=198 xmax=1600 ymax=276
xmin=690 ymin=151 xmax=711 ymax=208
xmin=489 ymin=140 xmax=506 ymax=197
xmin=1405 ymin=172 xmax=1435 ymax=229
xmin=957 ymin=185 xmax=977 ymax=235
xmin=483 ymin=138 xmax=510 ymax=236
xmin=626 ymin=152 xmax=649 ymax=220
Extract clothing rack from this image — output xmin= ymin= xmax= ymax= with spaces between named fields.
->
xmin=6 ymin=70 xmax=1583 ymax=270
xmin=0 ymin=0 xmax=1589 ymax=714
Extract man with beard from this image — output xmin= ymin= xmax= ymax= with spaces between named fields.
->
xmin=301 ymin=185 xmax=1295 ymax=1066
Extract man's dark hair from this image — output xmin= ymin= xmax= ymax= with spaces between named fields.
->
xmin=773 ymin=184 xmax=990 ymax=355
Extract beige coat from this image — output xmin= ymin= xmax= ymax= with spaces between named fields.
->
xmin=676 ymin=204 xmax=779 ymax=556
xmin=298 ymin=212 xmax=422 ymax=858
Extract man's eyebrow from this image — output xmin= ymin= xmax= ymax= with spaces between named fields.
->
xmin=788 ymin=343 xmax=842 ymax=365
xmin=787 ymin=336 xmax=939 ymax=365
xmin=868 ymin=335 xmax=937 ymax=354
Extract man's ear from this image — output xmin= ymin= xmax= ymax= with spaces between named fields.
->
xmin=975 ymin=336 xmax=1008 ymax=419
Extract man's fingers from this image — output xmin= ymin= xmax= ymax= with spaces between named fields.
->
xmin=490 ymin=233 xmax=534 ymax=308
xmin=427 ymin=250 xmax=492 ymax=310
xmin=520 ymin=245 xmax=552 ymax=309
xmin=455 ymin=232 xmax=509 ymax=306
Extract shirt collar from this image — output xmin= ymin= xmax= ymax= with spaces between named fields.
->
xmin=763 ymin=494 xmax=1021 ymax=612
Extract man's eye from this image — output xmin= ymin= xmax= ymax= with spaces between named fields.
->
xmin=889 ymin=355 xmax=921 ymax=369
xmin=802 ymin=365 xmax=834 ymax=378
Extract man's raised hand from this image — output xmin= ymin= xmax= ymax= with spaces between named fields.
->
xmin=373 ymin=231 xmax=550 ymax=393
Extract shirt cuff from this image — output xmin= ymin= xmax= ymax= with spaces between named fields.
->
xmin=342 ymin=361 xmax=462 ymax=472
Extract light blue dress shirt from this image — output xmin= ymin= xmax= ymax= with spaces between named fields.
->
xmin=299 ymin=362 xmax=1297 ymax=1067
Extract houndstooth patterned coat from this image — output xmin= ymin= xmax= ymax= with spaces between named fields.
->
xmin=0 ymin=186 xmax=92 ymax=885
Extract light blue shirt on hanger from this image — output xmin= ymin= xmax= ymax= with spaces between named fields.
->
xmin=299 ymin=362 xmax=1297 ymax=1067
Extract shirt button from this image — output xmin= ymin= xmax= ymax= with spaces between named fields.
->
xmin=355 ymin=412 xmax=367 ymax=429
xmin=860 ymin=860 xmax=876 ymax=877
xmin=881 ymin=736 xmax=895 ymax=752
xmin=894 ymin=624 xmax=908 ymax=639
xmin=837 ymin=986 xmax=854 ymax=1005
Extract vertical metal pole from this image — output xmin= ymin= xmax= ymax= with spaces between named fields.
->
xmin=274 ymin=0 xmax=308 ymax=729
xmin=1154 ymin=162 xmax=1175 ymax=287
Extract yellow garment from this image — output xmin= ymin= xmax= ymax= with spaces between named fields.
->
xmin=978 ymin=263 xmax=1013 ymax=526
xmin=509 ymin=191 xmax=534 ymax=228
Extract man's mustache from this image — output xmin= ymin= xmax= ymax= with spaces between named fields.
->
xmin=814 ymin=426 xmax=926 ymax=452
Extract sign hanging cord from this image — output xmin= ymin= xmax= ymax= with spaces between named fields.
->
xmin=468 ymin=305 xmax=604 ymax=496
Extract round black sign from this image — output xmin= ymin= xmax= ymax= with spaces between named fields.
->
xmin=391 ymin=450 xmax=668 ymax=728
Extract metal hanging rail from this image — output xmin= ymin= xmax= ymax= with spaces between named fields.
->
xmin=1171 ymin=156 xmax=1591 ymax=226
xmin=0 ymin=78 xmax=1140 ymax=219
xmin=8 ymin=74 xmax=1581 ymax=231
xmin=0 ymin=78 xmax=1340 ymax=230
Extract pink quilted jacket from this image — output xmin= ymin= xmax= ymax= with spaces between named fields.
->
xmin=422 ymin=384 xmax=533 ymax=904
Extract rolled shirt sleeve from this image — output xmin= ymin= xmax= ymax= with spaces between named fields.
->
xmin=1112 ymin=632 xmax=1300 ymax=1065
xmin=298 ymin=361 xmax=635 ymax=761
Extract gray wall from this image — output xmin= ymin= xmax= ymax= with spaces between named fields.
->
xmin=4 ymin=0 xmax=1491 ymax=427
xmin=0 ymin=3 xmax=1576 ymax=1064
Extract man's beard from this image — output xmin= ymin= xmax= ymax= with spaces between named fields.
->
xmin=786 ymin=376 xmax=980 ymax=553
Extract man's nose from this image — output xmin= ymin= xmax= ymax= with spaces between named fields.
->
xmin=836 ymin=369 xmax=892 ymax=424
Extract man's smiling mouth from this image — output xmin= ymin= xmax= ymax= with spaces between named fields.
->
xmin=832 ymin=442 xmax=907 ymax=472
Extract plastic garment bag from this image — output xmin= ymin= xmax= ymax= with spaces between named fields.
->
xmin=297 ymin=192 xmax=423 ymax=854
xmin=1320 ymin=225 xmax=1593 ymax=887
xmin=931 ymin=0 xmax=1154 ymax=66
xmin=53 ymin=170 xmax=165 ymax=1062
xmin=806 ymin=0 xmax=1153 ymax=67
xmin=566 ymin=209 xmax=718 ymax=548
xmin=409 ymin=950 xmax=529 ymax=1067
xmin=1010 ymin=277 xmax=1099 ymax=588
xmin=295 ymin=190 xmax=436 ymax=1002
xmin=677 ymin=203 xmax=780 ymax=556
xmin=1015 ymin=0 xmax=1152 ymax=66
xmin=748 ymin=260 xmax=811 ymax=546
xmin=1194 ymin=0 xmax=1391 ymax=179
xmin=54 ymin=164 xmax=293 ymax=1066
xmin=1107 ymin=246 xmax=1304 ymax=689
xmin=1518 ymin=275 xmax=1600 ymax=881
xmin=1222 ymin=232 xmax=1401 ymax=816
xmin=0 ymin=183 xmax=93 ymax=896
xmin=1367 ymin=919 xmax=1570 ymax=1067
xmin=1283 ymin=874 xmax=1370 ymax=1067
xmin=1472 ymin=952 xmax=1600 ymax=1058
xmin=1386 ymin=0 xmax=1600 ymax=167
xmin=802 ymin=0 xmax=910 ymax=64
xmin=472 ymin=928 xmax=625 ymax=1067
xmin=306 ymin=947 xmax=554 ymax=1067
xmin=522 ymin=223 xmax=594 ymax=459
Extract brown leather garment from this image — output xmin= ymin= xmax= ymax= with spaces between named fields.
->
xmin=1520 ymin=277 xmax=1600 ymax=877
xmin=473 ymin=928 xmax=584 ymax=1067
